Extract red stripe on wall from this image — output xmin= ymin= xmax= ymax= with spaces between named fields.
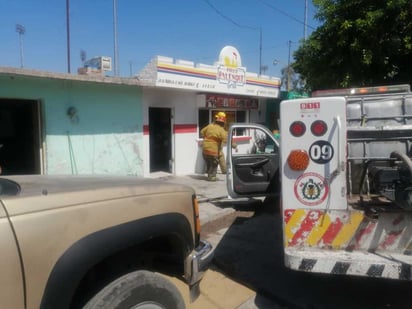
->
xmin=143 ymin=125 xmax=150 ymax=135
xmin=143 ymin=124 xmax=197 ymax=135
xmin=174 ymin=124 xmax=197 ymax=134
xmin=233 ymin=136 xmax=252 ymax=142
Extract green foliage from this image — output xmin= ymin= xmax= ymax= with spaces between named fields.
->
xmin=293 ymin=0 xmax=412 ymax=91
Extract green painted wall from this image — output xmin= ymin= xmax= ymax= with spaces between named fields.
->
xmin=0 ymin=75 xmax=144 ymax=175
xmin=265 ymin=91 xmax=288 ymax=131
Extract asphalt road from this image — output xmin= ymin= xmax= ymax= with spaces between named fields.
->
xmin=170 ymin=196 xmax=412 ymax=308
xmin=205 ymin=198 xmax=412 ymax=309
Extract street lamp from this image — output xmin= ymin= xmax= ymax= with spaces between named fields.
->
xmin=15 ymin=24 xmax=25 ymax=68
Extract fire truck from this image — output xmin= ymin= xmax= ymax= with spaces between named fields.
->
xmin=227 ymin=84 xmax=412 ymax=280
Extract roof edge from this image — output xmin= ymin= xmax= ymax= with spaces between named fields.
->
xmin=0 ymin=66 xmax=141 ymax=86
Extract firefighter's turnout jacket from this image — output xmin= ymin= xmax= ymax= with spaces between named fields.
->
xmin=200 ymin=122 xmax=228 ymax=157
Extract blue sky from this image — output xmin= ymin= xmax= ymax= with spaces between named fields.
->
xmin=1 ymin=0 xmax=319 ymax=78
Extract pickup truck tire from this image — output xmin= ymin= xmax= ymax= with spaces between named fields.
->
xmin=83 ymin=270 xmax=186 ymax=309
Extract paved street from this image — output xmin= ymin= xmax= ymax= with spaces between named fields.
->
xmin=160 ymin=172 xmax=289 ymax=308
xmin=160 ymin=173 xmax=274 ymax=308
xmin=184 ymin=199 xmax=412 ymax=309
xmin=161 ymin=174 xmax=412 ymax=309
xmin=166 ymin=208 xmax=280 ymax=309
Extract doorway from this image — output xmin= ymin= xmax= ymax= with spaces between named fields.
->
xmin=149 ymin=107 xmax=172 ymax=173
xmin=0 ymin=99 xmax=41 ymax=175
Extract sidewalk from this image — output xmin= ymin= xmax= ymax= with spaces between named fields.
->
xmin=151 ymin=172 xmax=236 ymax=225
xmin=151 ymin=172 xmax=258 ymax=308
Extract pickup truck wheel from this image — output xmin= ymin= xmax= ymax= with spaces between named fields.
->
xmin=83 ymin=270 xmax=186 ymax=309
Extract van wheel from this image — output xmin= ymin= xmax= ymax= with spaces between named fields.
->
xmin=83 ymin=270 xmax=186 ymax=309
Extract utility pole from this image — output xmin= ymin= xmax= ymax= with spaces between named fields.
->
xmin=259 ymin=28 xmax=262 ymax=75
xmin=113 ymin=0 xmax=119 ymax=76
xmin=66 ymin=0 xmax=71 ymax=73
xmin=287 ymin=40 xmax=291 ymax=91
xmin=304 ymin=0 xmax=308 ymax=40
xmin=15 ymin=24 xmax=25 ymax=68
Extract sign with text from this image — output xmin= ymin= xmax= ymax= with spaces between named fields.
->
xmin=151 ymin=46 xmax=280 ymax=98
xmin=206 ymin=94 xmax=258 ymax=109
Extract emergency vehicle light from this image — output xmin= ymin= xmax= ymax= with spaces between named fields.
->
xmin=287 ymin=150 xmax=309 ymax=171
xmin=311 ymin=120 xmax=327 ymax=136
xmin=312 ymin=84 xmax=410 ymax=97
xmin=289 ymin=121 xmax=306 ymax=137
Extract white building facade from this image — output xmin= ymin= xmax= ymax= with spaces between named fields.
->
xmin=138 ymin=46 xmax=281 ymax=176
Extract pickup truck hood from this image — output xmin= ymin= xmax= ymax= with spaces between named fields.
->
xmin=0 ymin=175 xmax=194 ymax=216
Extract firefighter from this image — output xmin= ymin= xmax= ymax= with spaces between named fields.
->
xmin=200 ymin=112 xmax=230 ymax=181
xmin=218 ymin=150 xmax=226 ymax=174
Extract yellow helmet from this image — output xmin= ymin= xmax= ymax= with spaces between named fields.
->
xmin=215 ymin=111 xmax=227 ymax=123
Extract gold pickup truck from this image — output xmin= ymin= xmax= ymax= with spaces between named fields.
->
xmin=0 ymin=175 xmax=213 ymax=309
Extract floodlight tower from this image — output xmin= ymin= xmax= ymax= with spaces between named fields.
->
xmin=16 ymin=24 xmax=25 ymax=68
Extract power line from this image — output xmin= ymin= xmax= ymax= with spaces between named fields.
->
xmin=255 ymin=0 xmax=315 ymax=30
xmin=201 ymin=0 xmax=259 ymax=31
xmin=201 ymin=0 xmax=263 ymax=73
xmin=193 ymin=43 xmax=286 ymax=63
xmin=201 ymin=0 xmax=311 ymax=74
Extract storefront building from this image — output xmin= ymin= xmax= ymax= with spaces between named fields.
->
xmin=0 ymin=46 xmax=281 ymax=178
xmin=138 ymin=46 xmax=281 ymax=176
xmin=0 ymin=67 xmax=143 ymax=176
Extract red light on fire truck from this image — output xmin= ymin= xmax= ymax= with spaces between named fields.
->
xmin=287 ymin=149 xmax=310 ymax=171
xmin=289 ymin=121 xmax=306 ymax=137
xmin=311 ymin=120 xmax=328 ymax=136
xmin=312 ymin=84 xmax=410 ymax=97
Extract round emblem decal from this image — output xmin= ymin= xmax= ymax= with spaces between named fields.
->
xmin=294 ymin=172 xmax=329 ymax=206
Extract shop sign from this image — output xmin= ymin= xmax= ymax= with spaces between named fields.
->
xmin=217 ymin=46 xmax=246 ymax=89
xmin=206 ymin=94 xmax=258 ymax=109
xmin=150 ymin=46 xmax=281 ymax=98
xmin=217 ymin=66 xmax=245 ymax=88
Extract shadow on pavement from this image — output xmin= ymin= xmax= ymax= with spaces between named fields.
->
xmin=212 ymin=199 xmax=412 ymax=309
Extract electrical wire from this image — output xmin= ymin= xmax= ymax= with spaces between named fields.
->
xmin=255 ymin=0 xmax=316 ymax=30
xmin=201 ymin=0 xmax=260 ymax=31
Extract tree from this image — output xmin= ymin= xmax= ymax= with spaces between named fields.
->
xmin=293 ymin=0 xmax=412 ymax=91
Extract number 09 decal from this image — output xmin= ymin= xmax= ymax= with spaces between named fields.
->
xmin=309 ymin=140 xmax=334 ymax=164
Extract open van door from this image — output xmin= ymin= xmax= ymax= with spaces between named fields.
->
xmin=226 ymin=123 xmax=280 ymax=199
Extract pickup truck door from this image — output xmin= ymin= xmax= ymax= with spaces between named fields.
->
xmin=226 ymin=123 xmax=280 ymax=199
xmin=0 ymin=200 xmax=24 ymax=308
